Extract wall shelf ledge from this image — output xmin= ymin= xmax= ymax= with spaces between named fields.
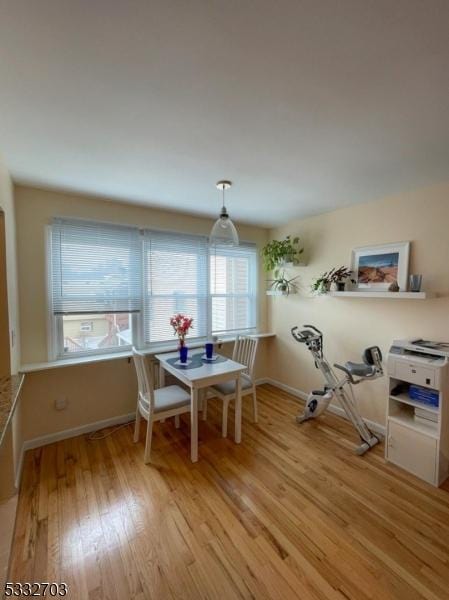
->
xmin=329 ymin=291 xmax=433 ymax=299
xmin=266 ymin=290 xmax=297 ymax=296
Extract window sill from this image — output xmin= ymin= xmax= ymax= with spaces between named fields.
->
xmin=20 ymin=333 xmax=275 ymax=373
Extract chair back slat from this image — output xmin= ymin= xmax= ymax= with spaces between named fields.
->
xmin=232 ymin=335 xmax=259 ymax=381
xmin=132 ymin=348 xmax=155 ymax=411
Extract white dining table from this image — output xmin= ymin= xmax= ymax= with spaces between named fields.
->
xmin=155 ymin=349 xmax=247 ymax=462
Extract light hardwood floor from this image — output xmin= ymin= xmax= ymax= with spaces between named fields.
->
xmin=8 ymin=384 xmax=449 ymax=599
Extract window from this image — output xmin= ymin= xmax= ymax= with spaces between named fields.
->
xmin=210 ymin=244 xmax=257 ymax=335
xmin=143 ymin=231 xmax=209 ymax=344
xmin=49 ymin=219 xmax=258 ymax=358
xmin=62 ymin=314 xmax=131 ymax=354
xmin=50 ymin=218 xmax=141 ymax=357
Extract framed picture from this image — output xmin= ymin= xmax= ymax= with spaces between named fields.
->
xmin=351 ymin=242 xmax=410 ymax=291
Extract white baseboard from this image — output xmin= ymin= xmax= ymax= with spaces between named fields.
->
xmin=15 ymin=412 xmax=135 ymax=489
xmin=258 ymin=377 xmax=308 ymax=400
xmin=323 ymin=402 xmax=385 ymax=436
xmin=255 ymin=377 xmax=273 ymax=387
xmin=257 ymin=377 xmax=386 ymax=436
xmin=23 ymin=412 xmax=136 ymax=452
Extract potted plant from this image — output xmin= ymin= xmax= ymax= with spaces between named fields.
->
xmin=261 ymin=235 xmax=303 ymax=272
xmin=329 ymin=266 xmax=355 ymax=291
xmin=311 ymin=266 xmax=355 ymax=295
xmin=311 ymin=272 xmax=332 ymax=295
xmin=267 ymin=271 xmax=298 ymax=296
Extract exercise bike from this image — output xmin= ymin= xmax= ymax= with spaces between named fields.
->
xmin=291 ymin=325 xmax=383 ymax=455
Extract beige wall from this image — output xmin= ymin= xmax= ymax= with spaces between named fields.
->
xmin=15 ymin=184 xmax=268 ymax=442
xmin=0 ymin=158 xmax=22 ymax=490
xmin=267 ymin=183 xmax=449 ymax=426
xmin=0 ymin=157 xmax=20 ymax=374
xmin=15 ymin=184 xmax=269 ymax=364
xmin=0 ymin=213 xmax=10 ymax=375
xmin=17 ymin=180 xmax=449 ymax=440
xmin=20 ymin=358 xmax=137 ymax=441
xmin=0 ymin=158 xmax=22 ymax=584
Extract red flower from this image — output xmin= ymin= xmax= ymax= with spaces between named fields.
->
xmin=170 ymin=313 xmax=193 ymax=339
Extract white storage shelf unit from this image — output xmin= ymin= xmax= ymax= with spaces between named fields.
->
xmin=386 ymin=354 xmax=449 ymax=486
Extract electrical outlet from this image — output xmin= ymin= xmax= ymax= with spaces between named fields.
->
xmin=55 ymin=397 xmax=67 ymax=411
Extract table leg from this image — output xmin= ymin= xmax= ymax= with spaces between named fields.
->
xmin=201 ymin=387 xmax=208 ymax=421
xmin=235 ymin=376 xmax=242 ymax=443
xmin=159 ymin=363 xmax=165 ymax=388
xmin=191 ymin=387 xmax=199 ymax=462
xmin=198 ymin=388 xmax=204 ymax=415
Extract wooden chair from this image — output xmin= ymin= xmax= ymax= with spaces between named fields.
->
xmin=132 ymin=348 xmax=191 ymax=463
xmin=204 ymin=335 xmax=259 ymax=437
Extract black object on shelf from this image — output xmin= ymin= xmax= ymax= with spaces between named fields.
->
xmin=391 ymin=383 xmax=410 ymax=396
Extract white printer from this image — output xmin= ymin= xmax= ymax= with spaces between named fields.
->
xmin=388 ymin=339 xmax=449 ymax=391
xmin=386 ymin=338 xmax=449 ymax=487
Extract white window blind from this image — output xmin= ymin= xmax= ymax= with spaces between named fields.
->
xmin=144 ymin=231 xmax=209 ymax=344
xmin=51 ymin=218 xmax=142 ymax=315
xmin=210 ymin=243 xmax=257 ymax=334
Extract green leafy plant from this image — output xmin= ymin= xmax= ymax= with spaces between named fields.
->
xmin=310 ymin=273 xmax=331 ymax=295
xmin=261 ymin=235 xmax=303 ymax=272
xmin=311 ymin=266 xmax=355 ymax=295
xmin=328 ymin=266 xmax=355 ymax=285
xmin=267 ymin=271 xmax=299 ymax=296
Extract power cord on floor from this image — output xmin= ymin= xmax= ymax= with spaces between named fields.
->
xmin=87 ymin=420 xmax=135 ymax=441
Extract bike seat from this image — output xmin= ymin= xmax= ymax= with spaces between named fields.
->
xmin=344 ymin=361 xmax=375 ymax=377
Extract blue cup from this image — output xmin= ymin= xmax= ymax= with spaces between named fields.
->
xmin=205 ymin=342 xmax=214 ymax=359
xmin=180 ymin=346 xmax=188 ymax=364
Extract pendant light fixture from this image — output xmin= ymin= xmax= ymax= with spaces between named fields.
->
xmin=209 ymin=180 xmax=239 ymax=246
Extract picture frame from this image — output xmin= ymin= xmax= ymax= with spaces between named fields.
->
xmin=350 ymin=241 xmax=410 ymax=291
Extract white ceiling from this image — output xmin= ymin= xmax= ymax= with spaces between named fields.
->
xmin=0 ymin=0 xmax=448 ymax=227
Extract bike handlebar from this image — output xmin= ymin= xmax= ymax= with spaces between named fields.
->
xmin=303 ymin=324 xmax=322 ymax=335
